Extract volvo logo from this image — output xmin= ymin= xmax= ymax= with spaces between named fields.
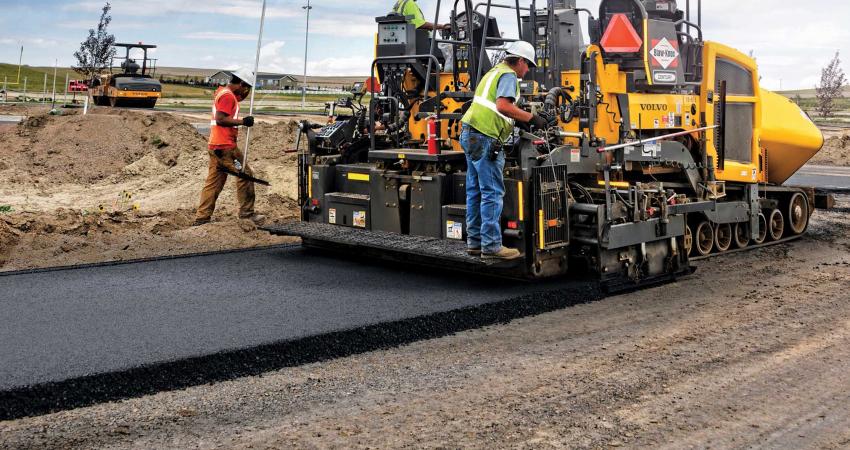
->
xmin=639 ymin=103 xmax=669 ymax=111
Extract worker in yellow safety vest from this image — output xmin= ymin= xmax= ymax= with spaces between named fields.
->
xmin=392 ymin=0 xmax=450 ymax=30
xmin=460 ymin=41 xmax=549 ymax=260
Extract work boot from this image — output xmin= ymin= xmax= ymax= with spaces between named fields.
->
xmin=482 ymin=247 xmax=522 ymax=261
xmin=467 ymin=247 xmax=482 ymax=256
xmin=240 ymin=213 xmax=267 ymax=225
xmin=192 ymin=218 xmax=211 ymax=226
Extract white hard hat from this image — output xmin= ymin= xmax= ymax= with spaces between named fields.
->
xmin=230 ymin=68 xmax=256 ymax=87
xmin=505 ymin=41 xmax=537 ymax=68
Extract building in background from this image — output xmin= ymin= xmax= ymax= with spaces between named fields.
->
xmin=206 ymin=71 xmax=300 ymax=90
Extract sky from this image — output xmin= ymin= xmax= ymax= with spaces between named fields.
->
xmin=0 ymin=0 xmax=847 ymax=90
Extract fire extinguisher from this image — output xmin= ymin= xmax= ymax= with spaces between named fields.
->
xmin=427 ymin=115 xmax=439 ymax=155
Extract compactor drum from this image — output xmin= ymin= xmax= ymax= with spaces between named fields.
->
xmin=266 ymin=0 xmax=823 ymax=289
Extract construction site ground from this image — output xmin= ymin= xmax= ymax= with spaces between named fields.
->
xmin=1 ymin=104 xmax=850 ymax=448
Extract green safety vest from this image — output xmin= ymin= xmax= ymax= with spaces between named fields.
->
xmin=461 ymin=63 xmax=520 ymax=142
xmin=392 ymin=0 xmax=426 ymax=28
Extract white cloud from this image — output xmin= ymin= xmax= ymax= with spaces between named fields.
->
xmin=212 ymin=40 xmax=370 ymax=75
xmin=0 ymin=38 xmax=63 ymax=49
xmin=65 ymin=0 xmax=298 ymax=19
xmin=182 ymin=32 xmax=258 ymax=41
xmin=58 ymin=20 xmax=148 ymax=30
xmin=309 ymin=16 xmax=380 ymax=38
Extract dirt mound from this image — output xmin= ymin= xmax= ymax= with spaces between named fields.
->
xmin=0 ymin=110 xmax=206 ymax=185
xmin=0 ymin=104 xmax=51 ymax=115
xmin=0 ymin=109 xmax=302 ymax=272
xmin=237 ymin=121 xmax=301 ymax=159
xmin=811 ymin=132 xmax=850 ymax=166
xmin=0 ymin=208 xmax=296 ymax=271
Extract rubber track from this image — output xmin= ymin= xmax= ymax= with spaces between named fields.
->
xmin=690 ymin=207 xmax=850 ymax=261
xmin=690 ymin=234 xmax=804 ymax=262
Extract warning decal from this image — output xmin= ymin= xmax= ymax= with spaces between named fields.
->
xmin=650 ymin=37 xmax=679 ymax=69
xmin=446 ymin=221 xmax=463 ymax=240
xmin=353 ymin=211 xmax=367 ymax=228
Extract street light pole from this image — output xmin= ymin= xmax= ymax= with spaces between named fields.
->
xmin=51 ymin=59 xmax=58 ymax=109
xmin=301 ymin=0 xmax=312 ymax=110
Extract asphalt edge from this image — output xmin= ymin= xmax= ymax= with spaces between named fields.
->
xmin=0 ymin=282 xmax=603 ymax=421
xmin=0 ymin=243 xmax=300 ymax=278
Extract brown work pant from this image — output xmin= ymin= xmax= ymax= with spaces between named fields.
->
xmin=195 ymin=147 xmax=256 ymax=221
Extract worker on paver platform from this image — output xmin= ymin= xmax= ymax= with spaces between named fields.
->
xmin=460 ymin=41 xmax=548 ymax=261
xmin=391 ymin=0 xmax=450 ymax=30
xmin=194 ymin=69 xmax=265 ymax=226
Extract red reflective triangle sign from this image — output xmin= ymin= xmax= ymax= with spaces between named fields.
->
xmin=600 ymin=13 xmax=643 ymax=53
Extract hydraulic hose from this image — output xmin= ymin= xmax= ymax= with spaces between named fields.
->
xmin=386 ymin=110 xmax=410 ymax=134
xmin=544 ymin=87 xmax=575 ymax=124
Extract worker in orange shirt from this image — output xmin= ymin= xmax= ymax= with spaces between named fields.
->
xmin=194 ymin=69 xmax=265 ymax=226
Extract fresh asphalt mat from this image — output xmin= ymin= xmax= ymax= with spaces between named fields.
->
xmin=0 ymin=246 xmax=602 ymax=420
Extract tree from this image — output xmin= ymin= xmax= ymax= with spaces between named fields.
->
xmin=815 ymin=51 xmax=847 ymax=118
xmin=72 ymin=2 xmax=116 ymax=82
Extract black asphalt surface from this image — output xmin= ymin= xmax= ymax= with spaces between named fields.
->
xmin=0 ymin=246 xmax=583 ymax=393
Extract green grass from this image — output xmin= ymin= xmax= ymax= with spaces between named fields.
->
xmin=162 ymin=85 xmax=348 ymax=102
xmin=161 ymin=83 xmax=213 ymax=98
xmin=156 ymin=103 xmax=325 ymax=114
xmin=0 ymin=63 xmax=77 ymax=92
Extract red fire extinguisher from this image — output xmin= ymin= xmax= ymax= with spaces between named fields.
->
xmin=427 ymin=115 xmax=439 ymax=155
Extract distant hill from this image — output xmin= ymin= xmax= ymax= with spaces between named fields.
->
xmin=0 ymin=63 xmax=366 ymax=90
xmin=0 ymin=63 xmax=77 ymax=90
xmin=156 ymin=66 xmax=366 ymax=88
xmin=777 ymin=86 xmax=850 ymax=99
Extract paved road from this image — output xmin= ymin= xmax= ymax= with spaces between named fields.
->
xmin=0 ymin=247 xmax=579 ymax=393
xmin=0 ymin=115 xmax=24 ymax=123
xmin=787 ymin=164 xmax=850 ymax=191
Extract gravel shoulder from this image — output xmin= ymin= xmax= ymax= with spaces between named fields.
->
xmin=1 ymin=205 xmax=848 ymax=449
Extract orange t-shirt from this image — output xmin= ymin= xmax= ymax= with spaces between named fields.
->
xmin=208 ymin=87 xmax=240 ymax=150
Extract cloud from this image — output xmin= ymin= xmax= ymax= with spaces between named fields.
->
xmin=309 ymin=16 xmax=380 ymax=38
xmin=182 ymin=32 xmax=258 ymax=41
xmin=58 ymin=20 xmax=148 ymax=30
xmin=212 ymin=40 xmax=370 ymax=75
xmin=64 ymin=0 xmax=297 ymax=19
xmin=0 ymin=38 xmax=63 ymax=49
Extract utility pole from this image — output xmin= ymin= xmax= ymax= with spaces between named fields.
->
xmin=16 ymin=46 xmax=23 ymax=85
xmin=2 ymin=76 xmax=6 ymax=103
xmin=241 ymin=0 xmax=267 ymax=174
xmin=42 ymin=73 xmax=47 ymax=104
xmin=51 ymin=59 xmax=58 ymax=109
xmin=64 ymin=72 xmax=69 ymax=106
xmin=23 ymin=77 xmax=27 ymax=101
xmin=301 ymin=0 xmax=312 ymax=110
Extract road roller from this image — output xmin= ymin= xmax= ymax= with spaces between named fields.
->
xmin=89 ymin=43 xmax=162 ymax=108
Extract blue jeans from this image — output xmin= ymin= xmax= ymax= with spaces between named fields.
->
xmin=460 ymin=124 xmax=505 ymax=253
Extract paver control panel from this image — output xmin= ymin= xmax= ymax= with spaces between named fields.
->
xmin=378 ymin=23 xmax=410 ymax=45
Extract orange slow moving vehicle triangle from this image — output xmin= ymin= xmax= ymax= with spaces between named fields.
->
xmin=600 ymin=13 xmax=643 ymax=53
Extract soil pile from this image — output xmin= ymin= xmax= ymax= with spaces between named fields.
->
xmin=0 ymin=109 xmax=301 ymax=271
xmin=811 ymin=132 xmax=850 ymax=166
xmin=0 ymin=110 xmax=205 ymax=184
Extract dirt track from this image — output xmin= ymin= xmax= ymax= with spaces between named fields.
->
xmin=1 ymin=105 xmax=849 ymax=448
xmin=1 ymin=203 xmax=848 ymax=449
